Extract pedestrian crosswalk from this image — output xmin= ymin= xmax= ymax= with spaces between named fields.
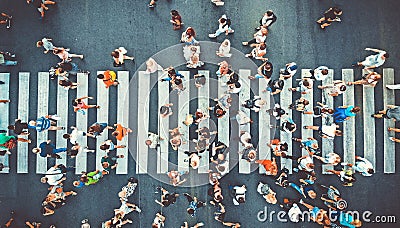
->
xmin=0 ymin=68 xmax=397 ymax=175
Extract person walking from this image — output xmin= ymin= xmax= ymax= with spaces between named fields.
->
xmin=372 ymin=105 xmax=400 ymax=121
xmin=352 ymin=48 xmax=388 ymax=70
xmin=112 ymin=123 xmax=133 ymax=141
xmin=318 ymin=80 xmax=347 ymax=97
xmin=242 ymin=28 xmax=268 ymax=46
xmin=316 ymin=7 xmax=342 ymax=29
xmin=308 ymin=66 xmax=329 ymax=81
xmin=99 ymin=140 xmax=126 ymax=153
xmin=333 ymin=105 xmax=360 ymax=123
xmin=36 ymin=37 xmax=56 ymax=53
xmin=53 ymin=47 xmax=83 ymax=62
xmin=29 ymin=115 xmax=64 ymax=132
xmin=257 ymin=10 xmax=277 ymax=29
xmin=32 ymin=140 xmax=67 ymax=159
xmin=97 ymin=70 xmax=119 ymax=88
xmin=248 ymin=60 xmax=273 ymax=80
xmin=303 ymin=123 xmax=342 ymax=140
xmin=87 ymin=122 xmax=113 ymax=138
xmin=111 ymin=47 xmax=134 ymax=67
xmin=184 ymin=193 xmax=206 ymax=217
xmin=73 ymin=96 xmax=100 ymax=114
xmin=170 ymin=10 xmax=183 ymax=30
xmin=342 ymin=156 xmax=374 ymax=176
xmin=208 ymin=14 xmax=234 ymax=38
xmin=347 ymin=71 xmax=381 ymax=87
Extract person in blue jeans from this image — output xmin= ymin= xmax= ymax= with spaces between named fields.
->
xmin=0 ymin=51 xmax=17 ymax=66
xmin=32 ymin=140 xmax=67 ymax=159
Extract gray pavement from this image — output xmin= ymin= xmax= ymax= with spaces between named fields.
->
xmin=1 ymin=0 xmax=400 ymax=227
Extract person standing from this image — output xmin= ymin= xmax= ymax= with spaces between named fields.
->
xmin=209 ymin=14 xmax=234 ymax=38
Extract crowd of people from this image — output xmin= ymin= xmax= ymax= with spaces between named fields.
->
xmin=0 ymin=1 xmax=396 ymax=227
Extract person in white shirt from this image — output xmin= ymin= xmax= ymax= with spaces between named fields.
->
xmin=209 ymin=14 xmax=234 ymax=38
xmin=232 ymin=185 xmax=246 ymax=205
xmin=342 ymin=156 xmax=374 ymax=177
xmin=313 ymin=152 xmax=341 ymax=166
xmin=353 ymin=48 xmax=389 ymax=70
xmin=239 ymin=131 xmax=253 ymax=148
xmin=145 ymin=132 xmax=164 ymax=149
xmin=304 ymin=123 xmax=342 ymax=140
xmin=63 ymin=126 xmax=87 ymax=145
xmin=309 ymin=66 xmax=329 ymax=81
xmin=242 ymin=28 xmax=268 ymax=46
xmin=216 ymin=39 xmax=232 ymax=58
xmin=40 ymin=165 xmax=66 ymax=186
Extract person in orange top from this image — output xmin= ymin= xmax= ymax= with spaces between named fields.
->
xmin=255 ymin=158 xmax=278 ymax=176
xmin=112 ymin=124 xmax=133 ymax=141
xmin=97 ymin=70 xmax=119 ymax=88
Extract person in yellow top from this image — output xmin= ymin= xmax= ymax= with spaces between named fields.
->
xmin=97 ymin=70 xmax=119 ymax=88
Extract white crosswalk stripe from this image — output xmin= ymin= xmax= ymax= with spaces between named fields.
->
xmin=116 ymin=71 xmax=129 ymax=174
xmin=56 ymin=75 xmax=69 ymax=167
xmin=301 ymin=70 xmax=314 ymax=156
xmin=177 ymin=71 xmax=190 ymax=172
xmin=75 ymin=73 xmax=89 ymax=174
xmin=258 ymin=76 xmax=271 ymax=174
xmin=36 ymin=72 xmax=49 ymax=174
xmin=362 ymin=69 xmax=376 ymax=169
xmin=342 ymin=69 xmax=356 ymax=165
xmin=238 ymin=70 xmax=252 ymax=174
xmin=0 ymin=68 xmax=396 ymax=175
xmin=321 ymin=70 xmax=334 ymax=174
xmin=157 ymin=70 xmax=169 ymax=174
xmin=383 ymin=68 xmax=395 ymax=174
xmin=17 ymin=72 xmax=29 ymax=173
xmin=136 ymin=71 xmax=150 ymax=174
xmin=198 ymin=70 xmax=210 ymax=174
xmin=280 ymin=73 xmax=293 ymax=174
xmin=218 ymin=71 xmax=230 ymax=172
xmin=0 ymin=73 xmax=10 ymax=174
